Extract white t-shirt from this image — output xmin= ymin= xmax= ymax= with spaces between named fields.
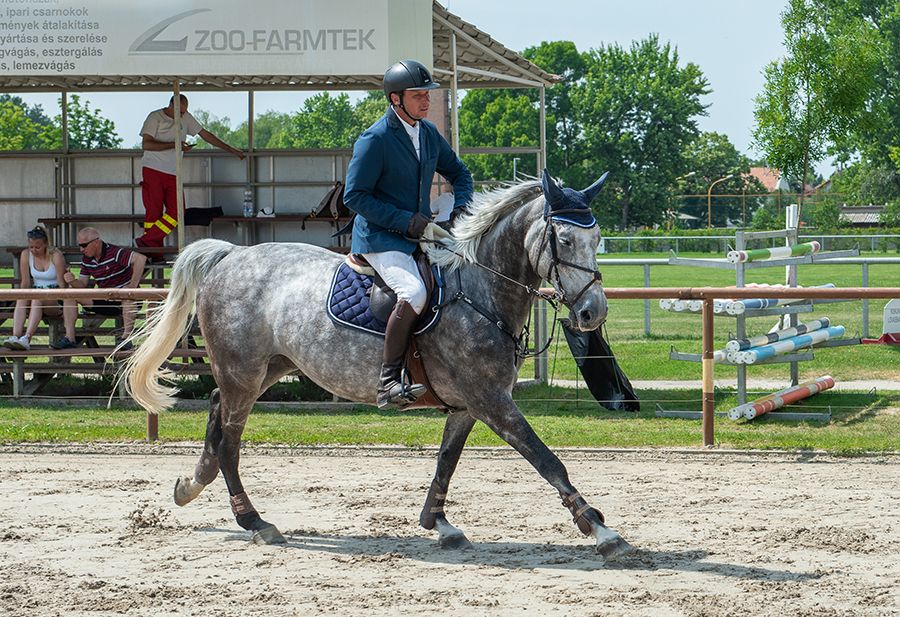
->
xmin=140 ymin=109 xmax=203 ymax=175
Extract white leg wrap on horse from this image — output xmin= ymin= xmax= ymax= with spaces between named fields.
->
xmin=173 ymin=476 xmax=206 ymax=506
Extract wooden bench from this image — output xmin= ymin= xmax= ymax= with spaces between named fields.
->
xmin=0 ymin=346 xmax=209 ymax=396
xmin=0 ymin=262 xmax=206 ymax=396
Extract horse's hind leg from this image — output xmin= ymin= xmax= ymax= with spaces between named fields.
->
xmin=475 ymin=395 xmax=631 ymax=559
xmin=420 ymin=411 xmax=477 ymax=549
xmin=174 ymin=388 xmax=223 ymax=506
xmin=174 ymin=356 xmax=297 ymax=512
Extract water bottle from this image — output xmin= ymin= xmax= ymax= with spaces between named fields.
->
xmin=242 ymin=183 xmax=254 ymax=218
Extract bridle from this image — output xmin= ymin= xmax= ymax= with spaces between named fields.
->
xmin=427 ymin=208 xmax=604 ymax=361
xmin=538 ymin=209 xmax=604 ymax=308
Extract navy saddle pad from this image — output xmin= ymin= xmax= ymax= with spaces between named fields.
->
xmin=326 ymin=262 xmax=444 ymax=336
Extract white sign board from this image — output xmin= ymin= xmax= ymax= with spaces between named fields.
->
xmin=0 ymin=0 xmax=432 ymax=76
xmin=884 ymin=298 xmax=900 ymax=335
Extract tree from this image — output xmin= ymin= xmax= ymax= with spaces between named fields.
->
xmin=574 ymin=35 xmax=710 ymax=229
xmin=0 ymin=94 xmax=53 ymax=127
xmin=0 ymin=100 xmax=56 ymax=150
xmin=349 ymin=91 xmax=388 ymax=142
xmin=182 ymin=109 xmax=243 ymax=150
xmin=677 ymin=132 xmax=766 ymax=227
xmin=458 ymin=88 xmax=538 ymax=181
xmin=287 ymin=92 xmax=357 ymax=149
xmin=522 ymin=41 xmax=587 ymax=186
xmin=753 ymin=0 xmax=881 ymax=202
xmin=58 ymin=94 xmax=122 ymax=149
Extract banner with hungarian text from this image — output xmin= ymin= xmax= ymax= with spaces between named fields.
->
xmin=0 ymin=0 xmax=432 ymax=76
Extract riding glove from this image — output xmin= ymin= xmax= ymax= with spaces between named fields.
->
xmin=437 ymin=206 xmax=467 ymax=232
xmin=406 ymin=213 xmax=431 ymax=239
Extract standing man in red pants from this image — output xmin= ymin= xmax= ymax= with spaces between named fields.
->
xmin=136 ymin=94 xmax=245 ymax=250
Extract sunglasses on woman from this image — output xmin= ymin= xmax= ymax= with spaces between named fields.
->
xmin=26 ymin=227 xmax=47 ymax=240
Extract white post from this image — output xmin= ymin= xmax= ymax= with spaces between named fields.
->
xmin=173 ymin=80 xmax=184 ymax=253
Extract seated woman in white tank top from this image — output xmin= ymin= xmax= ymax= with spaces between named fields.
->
xmin=3 ymin=226 xmax=78 ymax=351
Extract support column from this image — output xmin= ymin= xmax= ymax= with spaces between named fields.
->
xmin=701 ymin=298 xmax=715 ymax=447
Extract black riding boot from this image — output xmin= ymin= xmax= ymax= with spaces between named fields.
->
xmin=377 ymin=300 xmax=426 ymax=408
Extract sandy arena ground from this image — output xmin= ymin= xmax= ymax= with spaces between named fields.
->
xmin=0 ymin=444 xmax=897 ymax=617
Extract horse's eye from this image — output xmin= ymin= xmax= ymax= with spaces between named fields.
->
xmin=559 ymin=237 xmax=572 ymax=247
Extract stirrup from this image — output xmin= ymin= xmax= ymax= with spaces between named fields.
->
xmin=378 ymin=368 xmax=426 ymax=408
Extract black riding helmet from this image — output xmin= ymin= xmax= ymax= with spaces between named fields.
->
xmin=383 ymin=60 xmax=440 ymax=120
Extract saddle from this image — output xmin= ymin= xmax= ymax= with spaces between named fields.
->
xmin=327 ymin=252 xmax=452 ymax=412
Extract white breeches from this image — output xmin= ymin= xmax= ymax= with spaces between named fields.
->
xmin=362 ymin=250 xmax=427 ymax=314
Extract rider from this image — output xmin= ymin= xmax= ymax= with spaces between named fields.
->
xmin=344 ymin=59 xmax=474 ymax=408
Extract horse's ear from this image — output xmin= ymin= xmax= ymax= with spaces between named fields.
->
xmin=581 ymin=171 xmax=610 ymax=204
xmin=541 ymin=169 xmax=565 ymax=206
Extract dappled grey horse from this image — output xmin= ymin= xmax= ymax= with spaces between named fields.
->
xmin=123 ymin=171 xmax=630 ymax=557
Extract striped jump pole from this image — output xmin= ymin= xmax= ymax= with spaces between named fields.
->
xmin=739 ymin=325 xmax=846 ymax=364
xmin=728 ymin=376 xmax=836 ymax=420
xmin=725 ymin=317 xmax=831 ymax=352
xmin=725 ymin=284 xmax=835 ymax=315
xmin=726 ymin=241 xmax=821 ymax=264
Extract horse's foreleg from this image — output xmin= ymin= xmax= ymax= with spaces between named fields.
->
xmin=420 ymin=411 xmax=476 ymax=549
xmin=174 ymin=388 xmax=222 ymax=506
xmin=476 ymin=398 xmax=631 ymax=559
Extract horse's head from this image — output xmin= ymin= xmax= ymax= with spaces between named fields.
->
xmin=531 ymin=170 xmax=609 ymax=332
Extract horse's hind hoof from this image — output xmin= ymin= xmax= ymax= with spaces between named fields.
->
xmin=251 ymin=524 xmax=286 ymax=545
xmin=173 ymin=476 xmax=204 ymax=507
xmin=439 ymin=532 xmax=472 ymax=550
xmin=596 ymin=535 xmax=632 ymax=560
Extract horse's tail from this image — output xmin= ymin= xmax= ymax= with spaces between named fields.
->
xmin=121 ymin=239 xmax=237 ymax=414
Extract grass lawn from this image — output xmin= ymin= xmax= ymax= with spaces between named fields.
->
xmin=0 ymin=385 xmax=897 ymax=454
xmin=1 ymin=251 xmax=898 ymax=453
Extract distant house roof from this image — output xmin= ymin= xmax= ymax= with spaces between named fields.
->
xmin=747 ymin=167 xmax=790 ymax=192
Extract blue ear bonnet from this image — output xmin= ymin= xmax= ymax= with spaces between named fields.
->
xmin=543 ymin=187 xmax=598 ymax=228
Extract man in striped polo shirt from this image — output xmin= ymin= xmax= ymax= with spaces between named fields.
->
xmin=63 ymin=227 xmax=148 ymax=348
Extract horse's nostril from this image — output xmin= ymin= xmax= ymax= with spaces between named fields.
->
xmin=579 ymin=309 xmax=593 ymax=323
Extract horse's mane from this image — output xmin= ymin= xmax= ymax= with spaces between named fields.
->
xmin=425 ymin=180 xmax=543 ymax=270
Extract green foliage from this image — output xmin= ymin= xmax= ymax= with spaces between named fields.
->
xmin=523 ymin=41 xmax=587 ymax=186
xmin=574 ymin=35 xmax=710 ymax=229
xmin=0 ymin=94 xmax=121 ymax=150
xmin=0 ymin=100 xmax=56 ymax=149
xmin=190 ymin=109 xmax=246 ymax=149
xmin=248 ymin=110 xmax=293 ymax=149
xmin=61 ymin=95 xmax=122 ymax=149
xmin=806 ymin=199 xmax=847 ymax=230
xmin=828 ymin=159 xmax=900 ymax=205
xmin=750 ymin=203 xmax=785 ymax=230
xmin=754 ymin=0 xmax=882 ymax=192
xmin=459 ymin=89 xmax=538 ymax=180
xmin=0 ymin=94 xmax=52 ymax=126
xmin=286 ymin=92 xmax=358 ymax=149
xmin=882 ymin=198 xmax=900 ymax=227
xmin=677 ymin=132 xmax=768 ymax=227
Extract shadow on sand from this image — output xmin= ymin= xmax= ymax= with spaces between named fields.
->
xmin=196 ymin=526 xmax=819 ymax=581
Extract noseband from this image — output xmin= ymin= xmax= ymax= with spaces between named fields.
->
xmin=539 ymin=210 xmax=604 ymax=309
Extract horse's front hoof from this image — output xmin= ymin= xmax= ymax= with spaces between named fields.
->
xmin=439 ymin=531 xmax=472 ymax=550
xmin=595 ymin=534 xmax=632 ymax=560
xmin=251 ymin=523 xmax=286 ymax=545
xmin=173 ymin=476 xmax=204 ymax=507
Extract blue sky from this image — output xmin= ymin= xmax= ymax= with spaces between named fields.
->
xmin=17 ymin=0 xmax=815 ymax=171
